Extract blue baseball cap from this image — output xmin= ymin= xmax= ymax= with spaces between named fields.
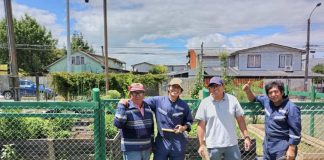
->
xmin=208 ymin=76 xmax=224 ymax=86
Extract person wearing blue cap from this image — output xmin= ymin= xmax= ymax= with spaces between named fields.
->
xmin=195 ymin=76 xmax=251 ymax=160
xmin=243 ymin=80 xmax=301 ymax=160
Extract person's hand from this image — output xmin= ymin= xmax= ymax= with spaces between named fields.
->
xmin=198 ymin=145 xmax=209 ymax=160
xmin=118 ymin=99 xmax=129 ymax=107
xmin=198 ymin=145 xmax=206 ymax=157
xmin=244 ymin=137 xmax=252 ymax=151
xmin=242 ymin=80 xmax=252 ymax=92
xmin=286 ymin=145 xmax=296 ymax=160
xmin=174 ymin=125 xmax=186 ymax=134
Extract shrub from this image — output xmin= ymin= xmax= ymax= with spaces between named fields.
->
xmin=105 ymin=115 xmax=118 ymax=139
xmin=25 ymin=118 xmax=50 ymax=139
xmin=101 ymin=90 xmax=121 ymax=99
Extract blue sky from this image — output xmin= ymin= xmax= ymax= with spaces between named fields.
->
xmin=1 ymin=0 xmax=324 ymax=68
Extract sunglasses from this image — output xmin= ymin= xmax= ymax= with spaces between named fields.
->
xmin=131 ymin=91 xmax=145 ymax=95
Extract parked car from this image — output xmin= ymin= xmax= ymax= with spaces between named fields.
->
xmin=0 ymin=79 xmax=54 ymax=100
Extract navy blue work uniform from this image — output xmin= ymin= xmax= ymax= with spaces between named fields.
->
xmin=256 ymin=96 xmax=301 ymax=160
xmin=145 ymin=96 xmax=193 ymax=160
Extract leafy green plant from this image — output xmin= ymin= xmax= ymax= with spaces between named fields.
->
xmin=1 ymin=144 xmax=18 ymax=160
xmin=149 ymin=65 xmax=168 ymax=74
xmin=101 ymin=90 xmax=121 ymax=99
xmin=0 ymin=118 xmax=30 ymax=140
xmin=51 ymin=72 xmax=167 ymax=100
xmin=105 ymin=115 xmax=119 ymax=139
xmin=190 ymin=59 xmax=204 ymax=99
xmin=25 ymin=118 xmax=50 ymax=139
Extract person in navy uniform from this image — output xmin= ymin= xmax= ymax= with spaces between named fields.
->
xmin=243 ymin=80 xmax=301 ymax=160
xmin=114 ymin=83 xmax=154 ymax=160
xmin=145 ymin=78 xmax=193 ymax=160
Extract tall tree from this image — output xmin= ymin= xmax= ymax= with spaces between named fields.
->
xmin=0 ymin=14 xmax=61 ymax=74
xmin=71 ymin=31 xmax=93 ymax=53
xmin=312 ymin=64 xmax=324 ymax=83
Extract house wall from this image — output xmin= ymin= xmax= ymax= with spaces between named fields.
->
xmin=48 ymin=57 xmax=67 ymax=72
xmin=132 ymin=63 xmax=153 ymax=72
xmin=107 ymin=59 xmax=124 ymax=70
xmin=203 ymin=57 xmax=221 ymax=68
xmin=167 ymin=65 xmax=186 ymax=72
xmin=48 ymin=52 xmax=104 ymax=73
xmin=237 ymin=46 xmax=302 ymax=71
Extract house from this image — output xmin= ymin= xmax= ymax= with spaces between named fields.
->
xmin=46 ymin=51 xmax=127 ymax=73
xmin=131 ymin=62 xmax=154 ymax=73
xmin=165 ymin=64 xmax=187 ymax=72
xmin=185 ymin=43 xmax=324 ymax=90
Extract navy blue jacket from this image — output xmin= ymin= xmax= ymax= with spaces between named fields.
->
xmin=144 ymin=96 xmax=193 ymax=138
xmin=256 ymin=96 xmax=301 ymax=149
xmin=114 ymin=100 xmax=154 ymax=151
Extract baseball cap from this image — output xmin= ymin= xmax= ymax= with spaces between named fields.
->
xmin=128 ymin=83 xmax=145 ymax=92
xmin=168 ymin=78 xmax=183 ymax=91
xmin=208 ymin=76 xmax=224 ymax=87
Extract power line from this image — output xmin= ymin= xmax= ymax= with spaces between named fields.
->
xmin=0 ymin=43 xmax=56 ymax=51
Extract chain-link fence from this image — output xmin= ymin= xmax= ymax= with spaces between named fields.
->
xmin=241 ymin=102 xmax=324 ymax=160
xmin=1 ymin=94 xmax=324 ymax=160
xmin=0 ymin=89 xmax=106 ymax=160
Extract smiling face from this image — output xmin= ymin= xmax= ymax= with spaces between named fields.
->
xmin=168 ymin=84 xmax=182 ymax=99
xmin=130 ymin=91 xmax=145 ymax=104
xmin=267 ymin=86 xmax=284 ymax=106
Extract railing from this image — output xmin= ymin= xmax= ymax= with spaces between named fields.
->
xmin=1 ymin=90 xmax=324 ymax=159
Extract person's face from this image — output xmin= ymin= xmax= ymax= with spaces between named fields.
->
xmin=208 ymin=84 xmax=224 ymax=98
xmin=130 ymin=91 xmax=145 ymax=103
xmin=168 ymin=85 xmax=182 ymax=97
xmin=267 ymin=86 xmax=284 ymax=104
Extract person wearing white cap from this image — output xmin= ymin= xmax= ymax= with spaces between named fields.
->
xmin=114 ymin=83 xmax=154 ymax=160
xmin=144 ymin=78 xmax=193 ymax=160
xmin=195 ymin=76 xmax=251 ymax=160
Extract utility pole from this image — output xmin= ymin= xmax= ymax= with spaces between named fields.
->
xmin=201 ymin=42 xmax=204 ymax=75
xmin=84 ymin=0 xmax=108 ymax=94
xmin=4 ymin=0 xmax=20 ymax=101
xmin=103 ymin=0 xmax=109 ymax=94
xmin=66 ymin=0 xmax=71 ymax=72
xmin=304 ymin=3 xmax=321 ymax=91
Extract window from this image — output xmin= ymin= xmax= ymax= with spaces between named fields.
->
xmin=81 ymin=57 xmax=85 ymax=64
xmin=229 ymin=56 xmax=235 ymax=67
xmin=247 ymin=55 xmax=261 ymax=68
xmin=76 ymin=56 xmax=80 ymax=65
xmin=72 ymin=57 xmax=75 ymax=64
xmin=279 ymin=54 xmax=292 ymax=68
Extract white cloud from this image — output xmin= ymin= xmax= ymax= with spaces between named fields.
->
xmin=2 ymin=0 xmax=324 ymax=64
xmin=0 ymin=2 xmax=65 ymax=47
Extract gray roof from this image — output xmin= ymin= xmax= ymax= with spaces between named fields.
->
xmin=231 ymin=43 xmax=305 ymax=55
xmin=204 ymin=67 xmax=324 ymax=78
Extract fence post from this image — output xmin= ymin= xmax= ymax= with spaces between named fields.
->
xmin=310 ymin=113 xmax=315 ymax=137
xmin=311 ymin=85 xmax=316 ymax=102
xmin=93 ymin=88 xmax=106 ymax=160
xmin=284 ymin=85 xmax=289 ymax=96
xmin=309 ymin=86 xmax=315 ymax=137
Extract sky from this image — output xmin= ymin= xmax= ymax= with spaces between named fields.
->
xmin=0 ymin=0 xmax=324 ymax=69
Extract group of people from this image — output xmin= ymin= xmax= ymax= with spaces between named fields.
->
xmin=114 ymin=76 xmax=302 ymax=160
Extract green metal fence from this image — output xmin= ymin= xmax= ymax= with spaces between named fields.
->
xmin=1 ymin=89 xmax=324 ymax=159
xmin=0 ymin=88 xmax=106 ymax=160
